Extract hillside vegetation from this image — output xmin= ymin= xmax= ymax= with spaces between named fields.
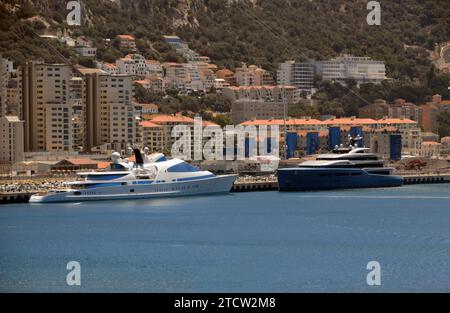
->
xmin=1 ymin=0 xmax=449 ymax=79
xmin=1 ymin=0 xmax=450 ymax=121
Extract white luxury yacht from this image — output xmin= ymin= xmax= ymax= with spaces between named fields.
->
xmin=29 ymin=149 xmax=237 ymax=203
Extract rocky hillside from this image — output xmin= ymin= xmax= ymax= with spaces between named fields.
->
xmin=1 ymin=0 xmax=449 ymax=82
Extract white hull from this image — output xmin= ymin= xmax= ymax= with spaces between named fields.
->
xmin=29 ymin=175 xmax=237 ymax=203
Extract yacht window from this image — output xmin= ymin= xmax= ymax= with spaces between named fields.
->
xmin=167 ymin=162 xmax=200 ymax=173
xmin=156 ymin=156 xmax=167 ymax=163
xmin=87 ymin=174 xmax=128 ymax=181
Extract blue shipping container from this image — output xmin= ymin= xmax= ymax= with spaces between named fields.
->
xmin=306 ymin=132 xmax=319 ymax=155
xmin=328 ymin=127 xmax=341 ymax=150
xmin=286 ymin=133 xmax=298 ymax=158
xmin=390 ymin=134 xmax=402 ymax=161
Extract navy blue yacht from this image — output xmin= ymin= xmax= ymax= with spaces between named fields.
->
xmin=277 ymin=136 xmax=404 ymax=191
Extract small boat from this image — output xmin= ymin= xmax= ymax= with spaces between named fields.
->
xmin=30 ymin=149 xmax=237 ymax=203
xmin=277 ymin=136 xmax=404 ymax=191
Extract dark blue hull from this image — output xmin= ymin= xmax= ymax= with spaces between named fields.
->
xmin=277 ymin=168 xmax=404 ymax=191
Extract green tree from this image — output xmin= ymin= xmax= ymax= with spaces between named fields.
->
xmin=438 ymin=110 xmax=450 ymax=137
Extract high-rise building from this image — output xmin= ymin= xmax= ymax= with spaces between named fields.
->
xmin=0 ymin=115 xmax=24 ymax=164
xmin=277 ymin=61 xmax=315 ymax=93
xmin=0 ymin=56 xmax=8 ymax=117
xmin=81 ymin=69 xmax=137 ymax=152
xmin=21 ymin=61 xmax=77 ymax=152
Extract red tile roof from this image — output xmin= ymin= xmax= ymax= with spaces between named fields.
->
xmin=146 ymin=114 xmax=195 ymax=124
xmin=64 ymin=159 xmax=99 ymax=165
xmin=240 ymin=119 xmax=323 ymax=126
xmin=240 ymin=117 xmax=417 ymax=127
xmin=226 ymin=85 xmax=296 ymax=91
xmin=139 ymin=103 xmax=159 ymax=110
xmin=322 ymin=118 xmax=379 ymax=125
xmin=140 ymin=121 xmax=162 ymax=128
xmin=422 ymin=141 xmax=442 ymax=146
xmin=202 ymin=120 xmax=220 ymax=127
xmin=377 ymin=118 xmax=416 ymax=124
xmin=117 ymin=34 xmax=135 ymax=41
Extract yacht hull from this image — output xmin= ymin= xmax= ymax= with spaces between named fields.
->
xmin=277 ymin=168 xmax=403 ymax=191
xmin=29 ymin=175 xmax=237 ymax=203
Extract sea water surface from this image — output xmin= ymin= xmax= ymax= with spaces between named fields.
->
xmin=1 ymin=184 xmax=450 ymax=292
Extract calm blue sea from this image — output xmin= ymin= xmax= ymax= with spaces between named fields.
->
xmin=1 ymin=184 xmax=450 ymax=292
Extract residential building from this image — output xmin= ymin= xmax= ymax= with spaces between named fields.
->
xmin=277 ymin=61 xmax=315 ymax=93
xmin=367 ymin=127 xmax=402 ymax=159
xmin=421 ymin=132 xmax=440 ymax=143
xmin=195 ymin=62 xmax=217 ymax=91
xmin=163 ymin=35 xmax=183 ymax=48
xmin=99 ymin=62 xmax=119 ymax=75
xmin=164 ymin=35 xmax=211 ymax=63
xmin=75 ymin=36 xmax=93 ymax=48
xmin=441 ymin=137 xmax=450 ymax=155
xmin=187 ymin=63 xmax=204 ymax=91
xmin=140 ymin=113 xmax=219 ymax=157
xmin=0 ymin=56 xmax=7 ymax=117
xmin=21 ymin=61 xmax=77 ymax=152
xmin=116 ymin=35 xmax=136 ymax=51
xmin=135 ymin=76 xmax=165 ymax=93
xmin=420 ymin=141 xmax=442 ymax=158
xmin=322 ymin=117 xmax=421 ymax=156
xmin=5 ymin=79 xmax=21 ymax=116
xmin=162 ymin=63 xmax=191 ymax=90
xmin=213 ymin=78 xmax=230 ymax=91
xmin=235 ymin=64 xmax=269 ymax=86
xmin=0 ymin=55 xmax=15 ymax=117
xmin=388 ymin=99 xmax=422 ymax=123
xmin=44 ymin=102 xmax=75 ymax=152
xmin=358 ymin=99 xmax=389 ymax=119
xmin=140 ymin=103 xmax=159 ymax=114
xmin=0 ymin=115 xmax=24 ymax=164
xmin=240 ymin=117 xmax=422 ymax=156
xmin=216 ymin=68 xmax=236 ymax=86
xmin=421 ymin=94 xmax=450 ymax=133
xmin=75 ymin=46 xmax=97 ymax=58
xmin=82 ymin=69 xmax=137 ymax=152
xmin=141 ymin=121 xmax=164 ymax=153
xmin=231 ymin=100 xmax=285 ymax=125
xmin=223 ymin=85 xmax=301 ymax=104
xmin=129 ymin=54 xmax=148 ymax=76
xmin=359 ymin=98 xmax=423 ymax=125
xmin=69 ymin=77 xmax=85 ymax=150
xmin=116 ymin=56 xmax=137 ymax=76
xmin=315 ymin=54 xmax=386 ymax=86
xmin=145 ymin=60 xmax=164 ymax=78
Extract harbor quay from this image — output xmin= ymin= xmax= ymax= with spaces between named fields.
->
xmin=2 ymin=172 xmax=450 ymax=204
